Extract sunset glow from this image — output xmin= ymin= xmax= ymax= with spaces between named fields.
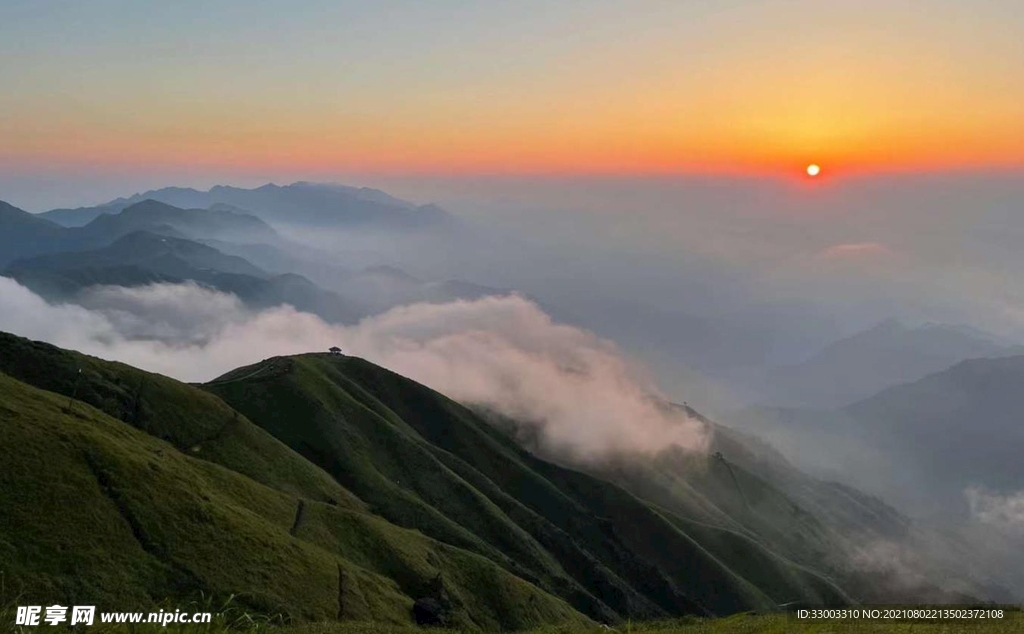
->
xmin=2 ymin=1 xmax=1023 ymax=183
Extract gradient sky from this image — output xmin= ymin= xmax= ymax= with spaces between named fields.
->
xmin=2 ymin=0 xmax=1023 ymax=207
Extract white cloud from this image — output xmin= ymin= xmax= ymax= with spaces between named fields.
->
xmin=0 ymin=277 xmax=707 ymax=459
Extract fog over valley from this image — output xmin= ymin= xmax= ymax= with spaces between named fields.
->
xmin=3 ymin=175 xmax=1024 ymax=615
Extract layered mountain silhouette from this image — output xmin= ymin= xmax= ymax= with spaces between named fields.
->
xmin=1 ymin=199 xmax=279 ymax=267
xmin=3 ymin=196 xmax=495 ymax=323
xmin=40 ymin=182 xmax=453 ymax=230
xmin=844 ymin=355 xmax=1024 ymax=506
xmin=736 ymin=346 xmax=1024 ymax=534
xmin=0 ymin=198 xmax=371 ymax=322
xmin=757 ymin=319 xmax=1024 ymax=408
xmin=0 ymin=200 xmax=68 ymax=266
xmin=5 ymin=231 xmax=363 ymax=323
xmin=82 ymin=199 xmax=280 ymax=244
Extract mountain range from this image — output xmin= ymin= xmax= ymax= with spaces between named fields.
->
xmin=0 ymin=199 xmax=279 ymax=267
xmin=2 ymin=330 xmax=993 ymax=629
xmin=754 ymin=319 xmax=1024 ymax=409
xmin=846 ymin=354 xmax=1024 ymax=507
xmin=0 ymin=196 xmax=368 ymax=324
xmin=5 ymin=231 xmax=363 ymax=323
xmin=39 ymin=182 xmax=453 ymax=230
xmin=735 ymin=349 xmax=1024 ymax=536
xmin=2 ymin=196 xmax=505 ymax=326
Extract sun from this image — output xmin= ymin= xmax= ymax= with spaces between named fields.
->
xmin=806 ymin=164 xmax=821 ymax=177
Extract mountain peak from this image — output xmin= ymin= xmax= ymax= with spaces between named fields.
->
xmin=0 ymin=199 xmax=53 ymax=223
xmin=120 ymin=198 xmax=181 ymax=213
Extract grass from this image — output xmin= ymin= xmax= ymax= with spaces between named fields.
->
xmin=1 ymin=332 xmax=1005 ymax=632
xmin=206 ymin=354 xmax=858 ymax=619
xmin=0 ymin=359 xmax=589 ymax=631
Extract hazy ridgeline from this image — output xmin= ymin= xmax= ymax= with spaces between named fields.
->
xmin=2 ymin=175 xmax=1024 ymax=619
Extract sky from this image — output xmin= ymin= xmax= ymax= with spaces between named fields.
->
xmin=2 ymin=0 xmax=1023 ymax=209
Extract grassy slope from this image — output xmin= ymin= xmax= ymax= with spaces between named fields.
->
xmin=0 ymin=335 xmax=591 ymax=631
xmin=0 ymin=332 xmax=356 ymax=506
xmin=0 ymin=332 xmax=1000 ymax=630
xmin=0 ymin=371 xmax=382 ymax=620
xmin=205 ymin=354 xmax=849 ymax=621
xmin=587 ymin=409 xmax=984 ymax=606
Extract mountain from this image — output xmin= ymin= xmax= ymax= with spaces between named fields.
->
xmin=758 ymin=319 xmax=1024 ymax=408
xmin=727 ymin=353 xmax=1024 ymax=598
xmin=726 ymin=406 xmax=879 ymax=492
xmin=735 ymin=373 xmax=1024 ymax=516
xmin=55 ymin=200 xmax=358 ymax=292
xmin=205 ymin=354 xmax=857 ymax=619
xmin=0 ymin=201 xmax=67 ymax=267
xmin=1 ymin=330 xmax=1002 ymax=629
xmin=5 ymin=232 xmax=364 ymax=323
xmin=35 ymin=201 xmax=123 ymax=227
xmin=845 ymin=355 xmax=1024 ymax=505
xmin=78 ymin=199 xmax=280 ymax=244
xmin=2 ymin=199 xmax=280 ymax=265
xmin=0 ymin=332 xmax=589 ymax=630
xmin=0 ymin=331 xmax=857 ymax=628
xmin=196 ymin=238 xmax=357 ymax=292
xmin=494 ymin=403 xmax=993 ymax=605
xmin=41 ymin=183 xmax=454 ymax=230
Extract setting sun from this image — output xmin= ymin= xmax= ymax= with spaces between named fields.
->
xmin=806 ymin=164 xmax=821 ymax=177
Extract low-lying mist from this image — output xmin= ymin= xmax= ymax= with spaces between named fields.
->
xmin=4 ymin=274 xmax=1022 ymax=600
xmin=0 ymin=276 xmax=707 ymax=460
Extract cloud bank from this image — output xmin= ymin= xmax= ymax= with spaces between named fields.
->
xmin=0 ymin=277 xmax=706 ymax=459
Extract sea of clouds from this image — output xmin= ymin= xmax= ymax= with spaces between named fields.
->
xmin=0 ymin=276 xmax=707 ymax=460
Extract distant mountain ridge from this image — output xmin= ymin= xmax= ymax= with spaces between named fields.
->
xmin=759 ymin=319 xmax=1024 ymax=408
xmin=0 ymin=200 xmax=67 ymax=265
xmin=844 ymin=354 xmax=1024 ymax=502
xmin=0 ymin=199 xmax=279 ymax=265
xmin=732 ymin=348 xmax=1024 ymax=560
xmin=40 ymin=182 xmax=453 ymax=229
xmin=5 ymin=231 xmax=364 ymax=323
xmin=0 ymin=197 xmax=505 ymax=325
xmin=85 ymin=199 xmax=280 ymax=244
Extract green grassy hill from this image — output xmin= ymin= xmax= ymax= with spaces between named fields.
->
xmin=205 ymin=353 xmax=850 ymax=620
xmin=0 ymin=334 xmax=590 ymax=631
xmin=3 ymin=331 xmax=964 ymax=631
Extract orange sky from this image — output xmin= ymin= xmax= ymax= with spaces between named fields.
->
xmin=2 ymin=1 xmax=1022 ymax=179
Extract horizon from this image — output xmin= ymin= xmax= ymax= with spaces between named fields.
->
xmin=6 ymin=165 xmax=1024 ymax=212
xmin=3 ymin=0 xmax=1023 ymax=209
